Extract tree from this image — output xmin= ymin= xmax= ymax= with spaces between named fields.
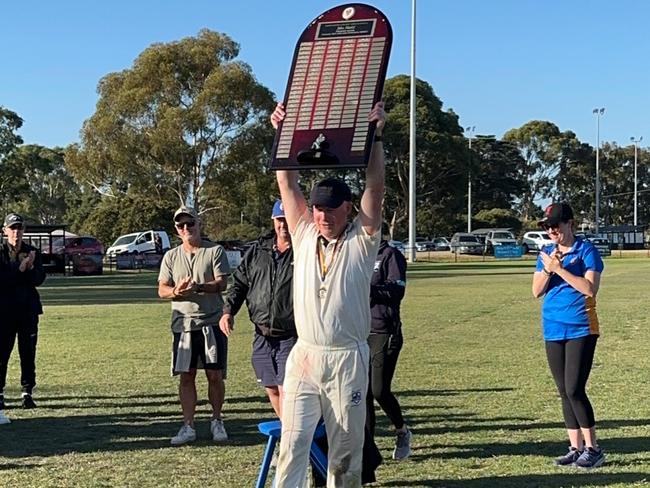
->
xmin=7 ymin=145 xmax=79 ymax=224
xmin=470 ymin=136 xmax=526 ymax=212
xmin=382 ymin=75 xmax=468 ymax=238
xmin=0 ymin=107 xmax=24 ymax=214
xmin=65 ymin=29 xmax=276 ymax=218
xmin=503 ymin=121 xmax=587 ymax=221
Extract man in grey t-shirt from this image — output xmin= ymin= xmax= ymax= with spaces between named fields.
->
xmin=158 ymin=206 xmax=230 ymax=446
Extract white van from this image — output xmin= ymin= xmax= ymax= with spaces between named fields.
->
xmin=106 ymin=230 xmax=171 ymax=256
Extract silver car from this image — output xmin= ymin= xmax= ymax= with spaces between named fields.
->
xmin=450 ymin=233 xmax=483 ymax=255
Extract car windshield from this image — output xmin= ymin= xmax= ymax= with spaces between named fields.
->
xmin=540 ymin=233 xmax=550 ymax=239
xmin=111 ymin=234 xmax=138 ymax=246
xmin=493 ymin=232 xmax=514 ymax=239
xmin=459 ymin=236 xmax=479 ymax=243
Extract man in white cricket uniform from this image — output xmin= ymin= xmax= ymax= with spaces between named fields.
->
xmin=271 ymin=101 xmax=386 ymax=487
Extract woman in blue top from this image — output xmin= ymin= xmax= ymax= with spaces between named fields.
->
xmin=532 ymin=202 xmax=605 ymax=469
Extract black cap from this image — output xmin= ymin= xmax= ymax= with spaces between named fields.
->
xmin=310 ymin=178 xmax=352 ymax=209
xmin=3 ymin=213 xmax=24 ymax=227
xmin=538 ymin=202 xmax=574 ymax=227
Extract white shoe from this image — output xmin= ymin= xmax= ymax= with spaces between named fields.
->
xmin=171 ymin=424 xmax=196 ymax=446
xmin=210 ymin=418 xmax=228 ymax=441
xmin=0 ymin=410 xmax=10 ymax=425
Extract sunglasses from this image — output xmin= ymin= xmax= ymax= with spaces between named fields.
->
xmin=7 ymin=224 xmax=24 ymax=231
xmin=175 ymin=221 xmax=196 ymax=230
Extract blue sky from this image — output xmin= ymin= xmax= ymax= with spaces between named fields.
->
xmin=1 ymin=0 xmax=648 ymax=149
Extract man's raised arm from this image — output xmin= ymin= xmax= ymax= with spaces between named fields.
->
xmin=271 ymin=102 xmax=308 ymax=233
xmin=359 ymin=101 xmax=386 ymax=235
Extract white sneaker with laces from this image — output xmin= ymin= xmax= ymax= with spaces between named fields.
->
xmin=0 ymin=410 xmax=10 ymax=425
xmin=171 ymin=424 xmax=196 ymax=446
xmin=210 ymin=418 xmax=228 ymax=441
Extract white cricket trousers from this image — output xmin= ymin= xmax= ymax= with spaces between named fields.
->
xmin=275 ymin=339 xmax=369 ymax=488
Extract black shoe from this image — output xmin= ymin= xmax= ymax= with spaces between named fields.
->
xmin=22 ymin=394 xmax=37 ymax=409
xmin=574 ymin=447 xmax=605 ymax=469
xmin=554 ymin=447 xmax=582 ymax=466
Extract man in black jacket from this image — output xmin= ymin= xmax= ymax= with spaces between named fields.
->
xmin=367 ymin=239 xmax=411 ymax=460
xmin=0 ymin=213 xmax=46 ymax=411
xmin=219 ymin=200 xmax=296 ymax=418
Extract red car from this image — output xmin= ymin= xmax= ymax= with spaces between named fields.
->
xmin=52 ymin=236 xmax=104 ymax=258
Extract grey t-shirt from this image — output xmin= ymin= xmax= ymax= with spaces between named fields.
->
xmin=158 ymin=240 xmax=231 ymax=332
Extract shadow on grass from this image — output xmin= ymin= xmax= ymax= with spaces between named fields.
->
xmin=0 ymin=411 xmax=272 ymax=458
xmin=380 ymin=472 xmax=650 ymax=487
xmin=397 ymin=388 xmax=516 ymax=397
xmin=0 ymin=391 xmax=279 ymax=458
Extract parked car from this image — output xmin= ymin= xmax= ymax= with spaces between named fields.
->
xmin=576 ymin=233 xmax=612 ymax=257
xmin=52 ymin=236 xmax=104 ymax=256
xmin=404 ymin=236 xmax=433 ymax=252
xmin=450 ymin=233 xmax=484 ymax=255
xmin=51 ymin=236 xmax=104 ymax=266
xmin=472 ymin=228 xmax=518 ymax=254
xmin=520 ymin=231 xmax=553 ymax=254
xmin=106 ymin=230 xmax=171 ymax=256
xmin=430 ymin=237 xmax=450 ymax=251
xmin=388 ymin=240 xmax=406 ymax=254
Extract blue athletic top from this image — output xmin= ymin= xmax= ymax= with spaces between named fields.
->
xmin=535 ymin=237 xmax=604 ymax=341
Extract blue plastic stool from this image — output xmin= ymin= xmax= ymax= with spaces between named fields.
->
xmin=255 ymin=420 xmax=327 ymax=488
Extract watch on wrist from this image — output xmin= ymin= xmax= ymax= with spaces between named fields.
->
xmin=196 ymin=283 xmax=205 ymax=293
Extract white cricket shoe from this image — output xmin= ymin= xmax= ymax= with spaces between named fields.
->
xmin=171 ymin=424 xmax=196 ymax=446
xmin=210 ymin=418 xmax=228 ymax=441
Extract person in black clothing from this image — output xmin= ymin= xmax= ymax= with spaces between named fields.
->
xmin=219 ymin=200 xmax=296 ymax=418
xmin=368 ymin=239 xmax=411 ymax=460
xmin=0 ymin=213 xmax=46 ymax=411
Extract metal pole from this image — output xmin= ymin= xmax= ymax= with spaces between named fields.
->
xmin=593 ymin=108 xmax=605 ymax=233
xmin=631 ymin=136 xmax=643 ymax=227
xmin=466 ymin=126 xmax=475 ymax=233
xmin=408 ymin=0 xmax=417 ymax=263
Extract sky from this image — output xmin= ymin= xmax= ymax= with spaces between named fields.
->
xmin=2 ymin=0 xmax=649 ymax=150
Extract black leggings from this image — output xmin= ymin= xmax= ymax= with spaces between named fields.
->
xmin=366 ymin=331 xmax=405 ymax=434
xmin=545 ymin=335 xmax=598 ymax=430
xmin=0 ymin=315 xmax=39 ymax=394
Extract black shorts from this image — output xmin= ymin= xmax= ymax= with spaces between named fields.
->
xmin=172 ymin=326 xmax=227 ymax=375
xmin=251 ymin=334 xmax=297 ymax=387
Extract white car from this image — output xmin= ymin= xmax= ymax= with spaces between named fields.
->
xmin=521 ymin=231 xmax=553 ymax=254
xmin=106 ymin=230 xmax=171 ymax=256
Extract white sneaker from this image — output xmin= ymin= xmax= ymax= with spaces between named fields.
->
xmin=170 ymin=424 xmax=196 ymax=446
xmin=210 ymin=418 xmax=228 ymax=441
xmin=0 ymin=410 xmax=10 ymax=425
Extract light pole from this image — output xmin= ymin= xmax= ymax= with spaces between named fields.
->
xmin=465 ymin=126 xmax=475 ymax=233
xmin=592 ymin=108 xmax=605 ymax=233
xmin=631 ymin=136 xmax=643 ymax=227
xmin=407 ymin=0 xmax=417 ymax=263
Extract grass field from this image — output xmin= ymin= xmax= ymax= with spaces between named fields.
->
xmin=1 ymin=258 xmax=650 ymax=487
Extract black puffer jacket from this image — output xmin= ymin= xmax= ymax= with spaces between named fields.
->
xmin=0 ymin=241 xmax=46 ymax=317
xmin=370 ymin=240 xmax=407 ymax=334
xmin=223 ymin=233 xmax=295 ymax=338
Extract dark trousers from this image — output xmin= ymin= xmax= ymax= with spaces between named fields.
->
xmin=0 ymin=314 xmax=39 ymax=395
xmin=545 ymin=334 xmax=598 ymax=430
xmin=367 ymin=331 xmax=405 ymax=434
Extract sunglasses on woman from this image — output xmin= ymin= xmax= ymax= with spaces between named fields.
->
xmin=175 ymin=221 xmax=196 ymax=230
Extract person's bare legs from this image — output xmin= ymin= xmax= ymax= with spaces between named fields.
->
xmin=581 ymin=426 xmax=598 ymax=449
xmin=266 ymin=385 xmax=281 ymax=418
xmin=567 ymin=428 xmax=583 ymax=449
xmin=179 ymin=369 xmax=197 ymax=426
xmin=206 ymin=369 xmax=225 ymax=419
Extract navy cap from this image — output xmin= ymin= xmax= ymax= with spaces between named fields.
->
xmin=271 ymin=200 xmax=285 ymax=219
xmin=538 ymin=202 xmax=574 ymax=227
xmin=310 ymin=178 xmax=352 ymax=209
